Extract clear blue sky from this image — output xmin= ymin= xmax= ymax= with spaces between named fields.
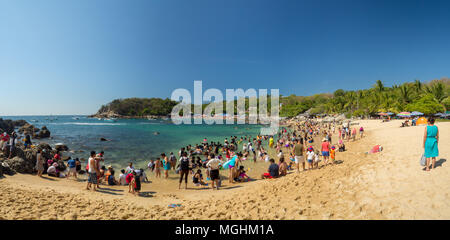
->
xmin=1 ymin=0 xmax=449 ymax=115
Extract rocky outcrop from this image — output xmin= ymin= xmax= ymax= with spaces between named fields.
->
xmin=0 ymin=142 xmax=58 ymax=174
xmin=3 ymin=156 xmax=35 ymax=174
xmin=17 ymin=124 xmax=51 ymax=139
xmin=0 ymin=118 xmax=15 ymax=133
xmin=18 ymin=123 xmax=40 ymax=136
xmin=36 ymin=126 xmax=51 ymax=139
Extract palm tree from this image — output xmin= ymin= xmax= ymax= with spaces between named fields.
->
xmin=426 ymin=82 xmax=446 ymax=103
xmin=399 ymin=85 xmax=411 ymax=104
xmin=413 ymin=79 xmax=422 ymax=94
xmin=374 ymin=80 xmax=385 ymax=92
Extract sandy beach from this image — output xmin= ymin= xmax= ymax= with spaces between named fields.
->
xmin=1 ymin=119 xmax=448 ymax=220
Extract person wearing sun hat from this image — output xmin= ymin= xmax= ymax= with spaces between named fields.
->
xmin=321 ymin=138 xmax=331 ymax=165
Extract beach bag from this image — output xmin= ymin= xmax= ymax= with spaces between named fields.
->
xmin=420 ymin=154 xmax=426 ymax=166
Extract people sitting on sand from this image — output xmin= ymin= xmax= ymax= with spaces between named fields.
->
xmin=278 ymin=157 xmax=288 ymax=176
xmin=261 ymin=158 xmax=279 ymax=179
xmin=119 ymin=169 xmax=127 ymax=185
xmin=47 ymin=162 xmax=58 ymax=177
xmin=139 ymin=168 xmax=148 ymax=182
xmin=107 ymin=169 xmax=119 ymax=186
xmin=235 ymin=165 xmax=250 ymax=182
xmin=193 ymin=169 xmax=207 ymax=186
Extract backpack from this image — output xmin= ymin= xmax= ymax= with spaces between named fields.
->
xmin=180 ymin=157 xmax=190 ymax=170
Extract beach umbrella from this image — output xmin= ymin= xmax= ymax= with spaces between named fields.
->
xmin=386 ymin=112 xmax=394 ymax=115
xmin=378 ymin=112 xmax=388 ymax=116
xmin=411 ymin=111 xmax=424 ymax=116
xmin=397 ymin=112 xmax=411 ymax=117
xmin=434 ymin=113 xmax=444 ymax=117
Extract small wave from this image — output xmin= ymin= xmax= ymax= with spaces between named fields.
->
xmin=49 ymin=122 xmax=127 ymax=126
xmin=137 ymin=122 xmax=161 ymax=125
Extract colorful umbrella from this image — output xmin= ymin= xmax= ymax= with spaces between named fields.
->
xmin=386 ymin=112 xmax=394 ymax=115
xmin=411 ymin=111 xmax=424 ymax=116
xmin=397 ymin=112 xmax=411 ymax=117
xmin=378 ymin=112 xmax=388 ymax=116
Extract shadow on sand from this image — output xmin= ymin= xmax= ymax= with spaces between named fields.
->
xmin=422 ymin=158 xmax=446 ymax=170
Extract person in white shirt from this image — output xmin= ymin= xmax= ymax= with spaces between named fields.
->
xmin=306 ymin=147 xmax=315 ymax=170
xmin=119 ymin=169 xmax=127 ymax=185
xmin=314 ymin=150 xmax=320 ymax=169
xmin=206 ymin=153 xmax=223 ymax=190
xmin=125 ymin=162 xmax=134 ymax=174
xmin=86 ymin=151 xmax=100 ymax=191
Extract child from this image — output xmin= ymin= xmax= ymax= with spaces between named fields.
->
xmin=330 ymin=146 xmax=336 ymax=164
xmin=288 ymin=153 xmax=295 ymax=170
xmin=314 ymin=150 xmax=320 ymax=169
xmin=236 ymin=166 xmax=250 ymax=182
xmin=193 ymin=169 xmax=207 ymax=186
xmin=154 ymin=157 xmax=162 ymax=178
xmin=131 ymin=171 xmax=141 ymax=196
xmin=306 ymin=146 xmax=315 ymax=170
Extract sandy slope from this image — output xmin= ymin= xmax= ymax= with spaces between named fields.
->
xmin=0 ymin=120 xmax=448 ymax=220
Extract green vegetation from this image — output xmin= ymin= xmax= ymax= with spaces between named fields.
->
xmin=98 ymin=98 xmax=178 ymax=116
xmin=280 ymin=78 xmax=450 ymax=117
xmin=97 ymin=78 xmax=449 ymax=118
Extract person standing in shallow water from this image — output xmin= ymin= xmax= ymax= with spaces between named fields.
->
xmin=423 ymin=117 xmax=439 ymax=171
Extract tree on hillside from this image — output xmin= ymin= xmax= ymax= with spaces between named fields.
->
xmin=374 ymin=80 xmax=385 ymax=92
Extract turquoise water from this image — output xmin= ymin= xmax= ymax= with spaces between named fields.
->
xmin=3 ymin=115 xmax=264 ymax=169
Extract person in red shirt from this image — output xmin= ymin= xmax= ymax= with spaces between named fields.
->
xmin=1 ymin=132 xmax=10 ymax=152
xmin=321 ymin=138 xmax=331 ymax=165
xmin=53 ymin=152 xmax=61 ymax=161
xmin=126 ymin=171 xmax=134 ymax=193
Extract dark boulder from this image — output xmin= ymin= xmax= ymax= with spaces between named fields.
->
xmin=0 ymin=162 xmax=15 ymax=176
xmin=0 ymin=118 xmax=15 ymax=134
xmin=35 ymin=126 xmax=51 ymax=139
xmin=37 ymin=143 xmax=52 ymax=152
xmin=18 ymin=123 xmax=40 ymax=136
xmin=3 ymin=156 xmax=35 ymax=174
xmin=55 ymin=143 xmax=69 ymax=152
xmin=12 ymin=120 xmax=28 ymax=127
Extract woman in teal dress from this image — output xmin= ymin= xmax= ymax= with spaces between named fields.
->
xmin=423 ymin=117 xmax=439 ymax=171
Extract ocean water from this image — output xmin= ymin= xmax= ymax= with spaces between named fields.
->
xmin=3 ymin=115 xmax=265 ymax=169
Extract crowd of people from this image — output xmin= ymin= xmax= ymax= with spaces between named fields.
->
xmin=22 ymin=118 xmax=366 ymax=196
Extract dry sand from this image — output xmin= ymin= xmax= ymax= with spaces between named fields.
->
xmin=1 ymin=120 xmax=448 ymax=220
